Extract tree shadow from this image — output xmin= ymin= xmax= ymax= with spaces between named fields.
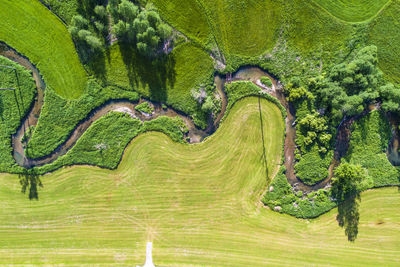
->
xmin=118 ymin=43 xmax=175 ymax=103
xmin=336 ymin=194 xmax=360 ymax=242
xmin=19 ymin=169 xmax=42 ymax=200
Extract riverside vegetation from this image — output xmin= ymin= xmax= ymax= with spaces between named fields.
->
xmin=0 ymin=0 xmax=400 ymax=264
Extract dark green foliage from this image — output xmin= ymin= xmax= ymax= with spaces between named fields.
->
xmin=294 ymin=148 xmax=333 ymax=185
xmin=191 ymin=83 xmax=219 ymax=116
xmin=331 ymin=162 xmax=371 ymax=242
xmin=109 ymin=0 xmax=172 ymax=57
xmin=311 ymin=46 xmax=383 ymax=124
xmin=26 ymin=80 xmax=139 ymax=159
xmin=260 ymin=77 xmax=272 ymax=87
xmin=36 ymin=112 xmax=187 ymax=173
xmin=345 ymin=110 xmax=399 ymax=187
xmin=0 ymin=56 xmax=36 ymax=173
xmin=379 ymin=83 xmax=400 ymax=113
xmin=262 ymin=166 xmax=336 ymax=218
xmin=40 ymin=0 xmax=79 ymax=23
xmin=69 ymin=14 xmax=103 ymax=62
xmin=296 ymin=112 xmax=331 ymax=153
xmin=331 ymin=163 xmax=370 ymax=202
xmin=135 ymin=102 xmax=154 ymax=114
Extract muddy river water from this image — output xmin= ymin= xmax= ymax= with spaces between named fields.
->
xmin=2 ymin=43 xmax=398 ymax=193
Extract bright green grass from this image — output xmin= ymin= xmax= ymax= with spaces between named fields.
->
xmin=312 ymin=0 xmax=390 ymax=22
xmin=0 ymin=0 xmax=87 ymax=99
xmin=200 ymin=0 xmax=283 ymax=57
xmin=0 ymin=98 xmax=399 ymax=265
xmin=369 ymin=0 xmax=400 ymax=83
xmin=286 ymin=0 xmax=353 ymax=57
xmin=152 ymin=0 xmax=213 ymax=48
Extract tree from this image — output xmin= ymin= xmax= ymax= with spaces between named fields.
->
xmin=331 ymin=162 xmax=370 ymax=201
xmin=379 ymin=83 xmax=400 ymax=113
xmin=109 ymin=0 xmax=172 ymax=57
xmin=312 ymin=46 xmax=384 ymax=124
xmin=331 ymin=162 xmax=372 ymax=242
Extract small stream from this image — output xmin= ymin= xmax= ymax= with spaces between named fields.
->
xmin=3 ymin=43 xmax=397 ymax=193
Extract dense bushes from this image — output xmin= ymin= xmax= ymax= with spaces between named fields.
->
xmin=262 ymin=167 xmax=336 ymax=218
xmin=26 ymin=80 xmax=139 ymax=159
xmin=345 ymin=110 xmax=399 ymax=187
xmin=36 ymin=112 xmax=188 ymax=173
xmin=294 ymin=148 xmax=333 ymax=185
xmin=135 ymin=102 xmax=154 ymax=114
xmin=0 ymin=56 xmax=36 ymax=173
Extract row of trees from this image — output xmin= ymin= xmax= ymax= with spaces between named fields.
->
xmin=108 ymin=0 xmax=172 ymax=57
xmin=68 ymin=0 xmax=173 ymax=61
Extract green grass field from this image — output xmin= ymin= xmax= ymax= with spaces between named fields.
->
xmin=0 ymin=98 xmax=399 ymax=265
xmin=152 ymin=0 xmax=213 ymax=48
xmin=0 ymin=0 xmax=87 ymax=99
xmin=368 ymin=0 xmax=400 ymax=83
xmin=312 ymin=0 xmax=391 ymax=22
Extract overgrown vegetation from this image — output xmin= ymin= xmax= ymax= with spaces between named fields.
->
xmin=262 ymin=167 xmax=336 ymax=218
xmin=344 ymin=110 xmax=399 ymax=187
xmin=37 ymin=112 xmax=188 ymax=173
xmin=135 ymin=102 xmax=154 ymax=114
xmin=26 ymin=81 xmax=139 ymax=159
xmin=89 ymin=42 xmax=214 ymax=128
xmin=0 ymin=56 xmax=36 ymax=173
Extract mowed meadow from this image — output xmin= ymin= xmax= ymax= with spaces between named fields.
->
xmin=0 ymin=98 xmax=399 ymax=266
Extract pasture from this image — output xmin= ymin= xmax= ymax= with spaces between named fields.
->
xmin=0 ymin=0 xmax=87 ymax=99
xmin=312 ymin=0 xmax=390 ymax=22
xmin=0 ymin=98 xmax=399 ymax=265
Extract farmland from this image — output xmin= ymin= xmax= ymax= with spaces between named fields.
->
xmin=0 ymin=0 xmax=400 ymax=265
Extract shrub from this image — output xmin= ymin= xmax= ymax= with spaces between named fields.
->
xmin=135 ymin=102 xmax=154 ymax=114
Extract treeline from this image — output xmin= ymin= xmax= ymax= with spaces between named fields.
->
xmin=68 ymin=0 xmax=173 ymax=62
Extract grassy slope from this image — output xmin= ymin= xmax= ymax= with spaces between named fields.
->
xmin=311 ymin=0 xmax=390 ymax=22
xmin=0 ymin=98 xmax=399 ymax=265
xmin=0 ymin=0 xmax=86 ymax=99
xmin=368 ymin=0 xmax=400 ymax=83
